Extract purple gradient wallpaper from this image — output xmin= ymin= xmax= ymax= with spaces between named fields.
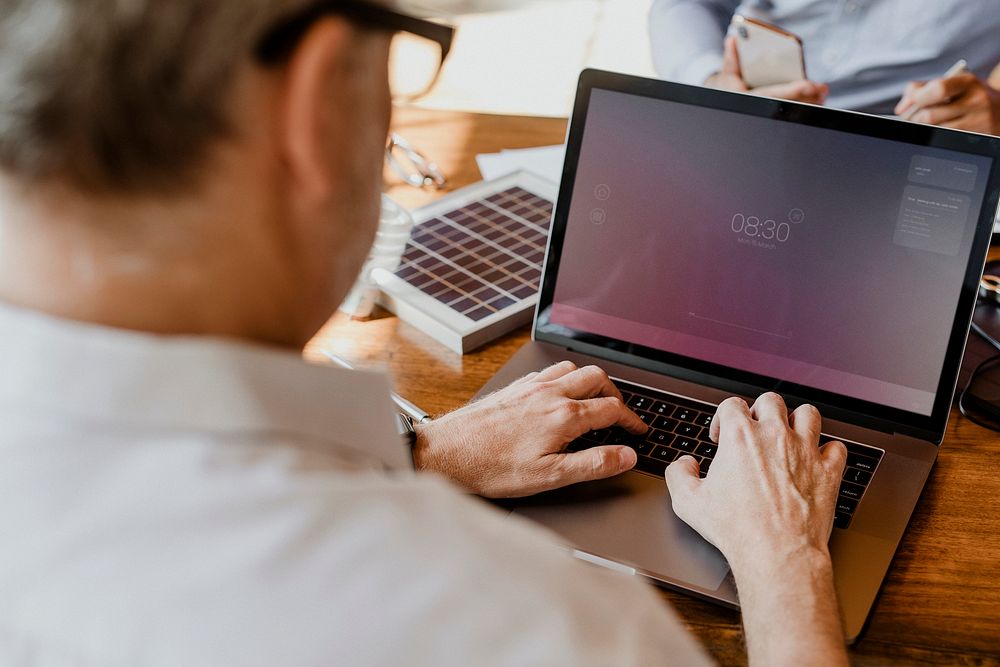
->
xmin=550 ymin=89 xmax=993 ymax=415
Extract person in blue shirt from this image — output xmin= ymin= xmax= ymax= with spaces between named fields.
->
xmin=650 ymin=0 xmax=1000 ymax=135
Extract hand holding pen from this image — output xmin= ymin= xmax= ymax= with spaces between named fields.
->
xmin=895 ymin=59 xmax=1000 ymax=135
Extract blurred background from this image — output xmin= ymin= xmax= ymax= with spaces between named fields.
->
xmin=393 ymin=0 xmax=654 ymax=116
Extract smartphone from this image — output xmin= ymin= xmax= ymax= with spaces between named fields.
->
xmin=731 ymin=14 xmax=806 ymax=89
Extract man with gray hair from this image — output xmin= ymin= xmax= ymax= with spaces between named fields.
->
xmin=0 ymin=1 xmax=848 ymax=664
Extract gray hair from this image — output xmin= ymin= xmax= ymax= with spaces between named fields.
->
xmin=0 ymin=0 xmax=313 ymax=194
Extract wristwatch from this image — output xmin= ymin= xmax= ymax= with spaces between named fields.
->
xmin=396 ymin=412 xmax=419 ymax=449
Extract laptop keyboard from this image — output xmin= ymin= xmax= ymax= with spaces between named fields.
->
xmin=567 ymin=380 xmax=884 ymax=530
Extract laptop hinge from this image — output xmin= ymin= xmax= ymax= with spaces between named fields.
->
xmin=561 ymin=341 xmax=941 ymax=443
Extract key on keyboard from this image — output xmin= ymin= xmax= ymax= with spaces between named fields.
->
xmin=568 ymin=380 xmax=885 ymax=529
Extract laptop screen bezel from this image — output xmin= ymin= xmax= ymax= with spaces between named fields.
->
xmin=534 ymin=69 xmax=1000 ymax=442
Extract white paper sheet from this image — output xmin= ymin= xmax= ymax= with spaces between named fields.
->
xmin=475 ymin=144 xmax=566 ymax=184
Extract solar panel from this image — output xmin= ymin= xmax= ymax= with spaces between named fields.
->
xmin=373 ymin=171 xmax=557 ymax=354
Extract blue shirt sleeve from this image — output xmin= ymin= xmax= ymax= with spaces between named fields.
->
xmin=649 ymin=0 xmax=742 ymax=85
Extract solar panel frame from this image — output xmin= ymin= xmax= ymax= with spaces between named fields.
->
xmin=373 ymin=171 xmax=557 ymax=354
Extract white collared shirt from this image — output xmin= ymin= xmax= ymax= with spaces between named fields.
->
xmin=0 ymin=304 xmax=710 ymax=666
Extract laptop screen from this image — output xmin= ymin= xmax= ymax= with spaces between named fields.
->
xmin=537 ymin=73 xmax=1000 ymax=432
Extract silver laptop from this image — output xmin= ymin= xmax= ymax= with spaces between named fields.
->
xmin=479 ymin=70 xmax=1000 ymax=642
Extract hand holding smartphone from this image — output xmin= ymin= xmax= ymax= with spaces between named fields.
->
xmin=703 ymin=15 xmax=825 ymax=105
xmin=730 ymin=14 xmax=806 ymax=88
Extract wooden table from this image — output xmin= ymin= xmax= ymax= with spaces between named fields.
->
xmin=306 ymin=107 xmax=1000 ymax=665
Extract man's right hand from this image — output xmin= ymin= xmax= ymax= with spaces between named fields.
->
xmin=665 ymin=393 xmax=849 ymax=666
xmin=705 ymin=36 xmax=828 ymax=105
xmin=665 ymin=393 xmax=845 ymax=559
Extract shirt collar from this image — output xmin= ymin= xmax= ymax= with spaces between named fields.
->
xmin=0 ymin=302 xmax=410 ymax=469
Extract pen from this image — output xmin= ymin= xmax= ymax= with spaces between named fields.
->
xmin=901 ymin=59 xmax=968 ymax=120
xmin=942 ymin=58 xmax=970 ymax=78
xmin=319 ymin=349 xmax=432 ymax=423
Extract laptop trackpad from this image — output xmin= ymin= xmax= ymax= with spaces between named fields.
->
xmin=511 ymin=471 xmax=731 ymax=592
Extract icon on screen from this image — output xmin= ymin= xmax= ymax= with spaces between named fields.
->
xmin=590 ymin=208 xmax=607 ymax=225
xmin=788 ymin=208 xmax=805 ymax=224
xmin=594 ymin=184 xmax=611 ymax=201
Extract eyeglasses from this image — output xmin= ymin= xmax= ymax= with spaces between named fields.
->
xmin=255 ymin=1 xmax=455 ymax=189
xmin=255 ymin=0 xmax=456 ymax=103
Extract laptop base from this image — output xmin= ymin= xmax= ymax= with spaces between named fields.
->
xmin=481 ymin=340 xmax=937 ymax=643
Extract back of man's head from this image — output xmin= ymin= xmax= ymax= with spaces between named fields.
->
xmin=0 ymin=0 xmax=313 ymax=195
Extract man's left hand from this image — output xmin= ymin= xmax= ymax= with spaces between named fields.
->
xmin=412 ymin=361 xmax=647 ymax=498
xmin=895 ymin=72 xmax=1000 ymax=135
